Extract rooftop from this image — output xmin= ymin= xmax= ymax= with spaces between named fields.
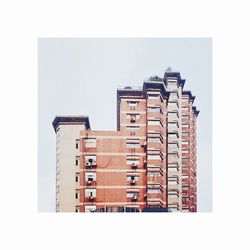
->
xmin=52 ymin=115 xmax=91 ymax=132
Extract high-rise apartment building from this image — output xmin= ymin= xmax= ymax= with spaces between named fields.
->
xmin=52 ymin=69 xmax=199 ymax=212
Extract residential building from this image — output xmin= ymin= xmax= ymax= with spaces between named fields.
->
xmin=52 ymin=68 xmax=199 ymax=212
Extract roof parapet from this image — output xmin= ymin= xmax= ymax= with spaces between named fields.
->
xmin=52 ymin=115 xmax=91 ymax=132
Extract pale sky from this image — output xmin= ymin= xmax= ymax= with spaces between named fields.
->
xmin=38 ymin=38 xmax=212 ymax=212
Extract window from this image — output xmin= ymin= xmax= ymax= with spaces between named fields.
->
xmin=182 ymin=158 xmax=190 ymax=162
xmin=126 ymin=138 xmax=140 ymax=148
xmin=147 ymin=107 xmax=161 ymax=113
xmin=147 ymin=171 xmax=162 ymax=177
xmin=168 ymin=112 xmax=179 ymax=120
xmin=168 ymin=133 xmax=178 ymax=139
xmin=85 ymin=155 xmax=96 ymax=162
xmin=76 ymin=139 xmax=79 ymax=149
xmin=126 ymin=126 xmax=140 ymax=131
xmin=168 ymin=102 xmax=179 ymax=109
xmin=148 ymin=154 xmax=161 ymax=160
xmin=182 ymin=141 xmax=189 ymax=145
xmin=85 ymin=189 xmax=96 ymax=197
xmin=85 ymin=138 xmax=96 ymax=148
xmin=182 ymin=114 xmax=189 ymax=119
xmin=148 ymin=94 xmax=160 ymax=99
xmin=127 ymin=101 xmax=138 ymax=107
xmin=148 ymin=137 xmax=162 ymax=143
xmin=182 ymin=132 xmax=189 ymax=137
xmin=127 ymin=191 xmax=139 ymax=198
xmin=85 ymin=205 xmax=96 ymax=213
xmin=75 ymin=190 xmax=80 ymax=199
xmin=126 ymin=159 xmax=140 ymax=165
xmin=168 ymin=143 xmax=179 ymax=149
xmin=75 ymin=206 xmax=80 ymax=213
xmin=127 ymin=143 xmax=140 ymax=148
xmin=127 ymin=176 xmax=139 ymax=181
xmin=148 ymin=188 xmax=162 ymax=194
xmin=182 ymin=149 xmax=189 ymax=153
xmin=169 ymin=92 xmax=179 ymax=101
xmin=148 ymin=120 xmax=162 ymax=126
xmin=85 ymin=172 xmax=96 ymax=182
xmin=182 ymin=123 xmax=189 ymax=128
xmin=168 ymin=122 xmax=179 ymax=129
xmin=75 ymin=156 xmax=79 ymax=166
xmin=168 ymin=180 xmax=178 ymax=185
xmin=75 ymin=173 xmax=80 ymax=182
xmin=168 ymin=166 xmax=179 ymax=172
xmin=182 ymin=185 xmax=190 ymax=191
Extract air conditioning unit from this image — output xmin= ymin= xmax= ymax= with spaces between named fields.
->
xmin=130 ymin=117 xmax=136 ymax=122
xmin=131 ymin=195 xmax=137 ymax=201
xmin=130 ymin=179 xmax=136 ymax=184
xmin=131 ymin=163 xmax=138 ymax=169
xmin=86 ymin=180 xmax=92 ymax=185
xmin=92 ymin=161 xmax=97 ymax=167
xmin=89 ymin=195 xmax=95 ymax=201
xmin=85 ymin=161 xmax=91 ymax=167
xmin=130 ymin=131 xmax=135 ymax=135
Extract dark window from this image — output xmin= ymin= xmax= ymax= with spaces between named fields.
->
xmin=76 ymin=159 xmax=78 ymax=166
xmin=76 ymin=143 xmax=78 ymax=149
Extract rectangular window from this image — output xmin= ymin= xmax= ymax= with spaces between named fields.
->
xmin=169 ymin=92 xmax=178 ymax=101
xmin=85 ymin=205 xmax=96 ymax=213
xmin=127 ymin=191 xmax=139 ymax=198
xmin=168 ymin=102 xmax=179 ymax=109
xmin=182 ymin=141 xmax=189 ymax=145
xmin=147 ymin=171 xmax=162 ymax=177
xmin=85 ymin=172 xmax=96 ymax=182
xmin=127 ymin=101 xmax=138 ymax=107
xmin=85 ymin=189 xmax=96 ymax=197
xmin=148 ymin=120 xmax=162 ymax=126
xmin=182 ymin=124 xmax=189 ymax=128
xmin=182 ymin=132 xmax=189 ymax=137
xmin=148 ymin=137 xmax=161 ymax=143
xmin=126 ymin=176 xmax=140 ymax=181
xmin=168 ymin=112 xmax=179 ymax=120
xmin=76 ymin=139 xmax=80 ymax=149
xmin=148 ymin=154 xmax=161 ymax=160
xmin=126 ymin=126 xmax=140 ymax=131
xmin=126 ymin=143 xmax=140 ymax=148
xmin=147 ymin=107 xmax=161 ymax=113
xmin=168 ymin=180 xmax=178 ymax=185
xmin=85 ymin=138 xmax=96 ymax=148
xmin=182 ymin=158 xmax=190 ymax=162
xmin=75 ymin=173 xmax=80 ymax=182
xmin=126 ymin=159 xmax=140 ymax=165
xmin=75 ymin=190 xmax=80 ymax=199
xmin=168 ymin=166 xmax=179 ymax=172
xmin=182 ymin=185 xmax=190 ymax=191
xmin=75 ymin=156 xmax=79 ymax=166
xmin=168 ymin=133 xmax=178 ymax=138
xmin=168 ymin=143 xmax=179 ymax=148
xmin=148 ymin=94 xmax=160 ymax=99
xmin=148 ymin=188 xmax=162 ymax=194
xmin=85 ymin=155 xmax=96 ymax=162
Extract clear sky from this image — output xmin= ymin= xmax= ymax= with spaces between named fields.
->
xmin=38 ymin=38 xmax=212 ymax=212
